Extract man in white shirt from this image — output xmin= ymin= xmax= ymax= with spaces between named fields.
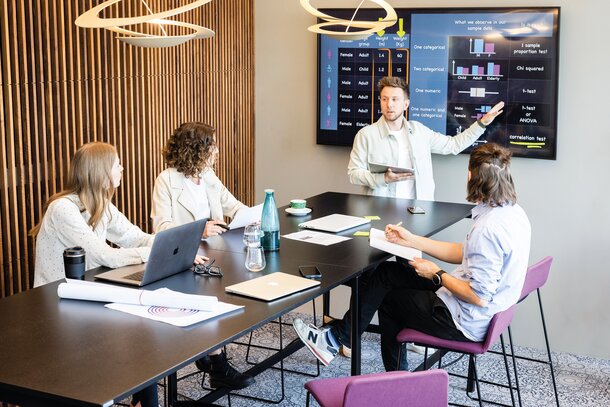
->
xmin=347 ymin=76 xmax=505 ymax=200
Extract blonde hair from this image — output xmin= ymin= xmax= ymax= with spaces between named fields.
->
xmin=30 ymin=142 xmax=118 ymax=236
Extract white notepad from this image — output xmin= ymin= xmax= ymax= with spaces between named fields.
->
xmin=369 ymin=228 xmax=422 ymax=260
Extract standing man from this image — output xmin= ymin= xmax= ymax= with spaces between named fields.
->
xmin=295 ymin=143 xmax=531 ymax=369
xmin=348 ymin=76 xmax=504 ymax=200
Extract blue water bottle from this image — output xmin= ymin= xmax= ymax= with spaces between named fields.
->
xmin=261 ymin=189 xmax=280 ymax=251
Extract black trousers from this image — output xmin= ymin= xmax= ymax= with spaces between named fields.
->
xmin=131 ymin=384 xmax=158 ymax=407
xmin=331 ymin=260 xmax=471 ymax=371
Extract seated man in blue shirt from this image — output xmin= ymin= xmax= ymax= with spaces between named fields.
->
xmin=294 ymin=143 xmax=531 ymax=370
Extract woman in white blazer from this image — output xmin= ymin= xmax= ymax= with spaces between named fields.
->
xmin=150 ymin=122 xmax=254 ymax=390
xmin=151 ymin=122 xmax=246 ymax=239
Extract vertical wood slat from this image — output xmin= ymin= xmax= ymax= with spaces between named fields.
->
xmin=0 ymin=0 xmax=255 ymax=297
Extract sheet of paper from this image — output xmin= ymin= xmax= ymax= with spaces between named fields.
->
xmin=369 ymin=228 xmax=422 ymax=260
xmin=282 ymin=230 xmax=351 ymax=246
xmin=228 ymin=203 xmax=263 ymax=229
xmin=59 ymin=280 xmax=218 ymax=311
xmin=105 ymin=301 xmax=243 ymax=327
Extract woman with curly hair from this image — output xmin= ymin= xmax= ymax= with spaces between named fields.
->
xmin=151 ymin=122 xmax=254 ymax=391
xmin=151 ymin=122 xmax=247 ymax=239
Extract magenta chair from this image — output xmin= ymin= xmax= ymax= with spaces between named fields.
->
xmin=396 ymin=305 xmax=518 ymax=407
xmin=490 ymin=256 xmax=559 ymax=406
xmin=304 ymin=369 xmax=449 ymax=407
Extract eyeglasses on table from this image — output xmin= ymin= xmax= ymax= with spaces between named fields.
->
xmin=192 ymin=258 xmax=223 ymax=277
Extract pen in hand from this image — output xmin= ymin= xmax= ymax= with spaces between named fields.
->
xmin=218 ymin=223 xmax=230 ymax=231
xmin=395 ymin=221 xmax=403 ymax=227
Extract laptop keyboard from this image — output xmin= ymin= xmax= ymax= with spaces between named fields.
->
xmin=124 ymin=271 xmax=144 ymax=282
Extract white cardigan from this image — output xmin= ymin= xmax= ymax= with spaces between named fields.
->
xmin=33 ymin=194 xmax=154 ymax=287
xmin=151 ymin=167 xmax=246 ymax=232
xmin=347 ymin=116 xmax=486 ymax=200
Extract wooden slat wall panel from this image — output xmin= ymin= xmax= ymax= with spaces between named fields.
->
xmin=0 ymin=0 xmax=255 ymax=297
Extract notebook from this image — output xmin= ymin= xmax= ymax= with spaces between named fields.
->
xmin=94 ymin=219 xmax=206 ymax=286
xmin=225 ymin=272 xmax=320 ymax=301
xmin=298 ymin=214 xmax=371 ymax=233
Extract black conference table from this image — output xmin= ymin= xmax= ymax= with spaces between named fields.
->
xmin=0 ymin=192 xmax=473 ymax=407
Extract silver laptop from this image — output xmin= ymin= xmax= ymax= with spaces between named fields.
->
xmin=225 ymin=272 xmax=320 ymax=301
xmin=94 ymin=219 xmax=206 ymax=286
xmin=298 ymin=214 xmax=371 ymax=233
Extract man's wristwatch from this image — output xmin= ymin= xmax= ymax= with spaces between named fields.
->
xmin=432 ymin=270 xmax=447 ymax=286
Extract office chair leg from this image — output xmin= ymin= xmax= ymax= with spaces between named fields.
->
xmin=466 ymin=355 xmax=476 ymax=393
xmin=306 ymin=391 xmax=311 ymax=407
xmin=472 ymin=355 xmax=484 ymax=407
xmin=500 ymin=334 xmax=517 ymax=407
xmin=507 ymin=327 xmax=523 ymax=407
xmin=538 ymin=289 xmax=560 ymax=406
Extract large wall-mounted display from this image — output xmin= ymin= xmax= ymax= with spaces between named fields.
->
xmin=317 ymin=7 xmax=560 ymax=159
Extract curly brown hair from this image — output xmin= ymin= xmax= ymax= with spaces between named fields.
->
xmin=163 ymin=122 xmax=217 ymax=177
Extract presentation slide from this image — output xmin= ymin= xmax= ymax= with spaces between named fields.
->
xmin=317 ymin=7 xmax=560 ymax=159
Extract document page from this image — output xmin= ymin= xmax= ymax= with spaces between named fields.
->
xmin=228 ymin=203 xmax=263 ymax=229
xmin=58 ymin=280 xmax=218 ymax=311
xmin=369 ymin=228 xmax=422 ymax=260
xmin=283 ymin=230 xmax=351 ymax=246
xmin=105 ymin=299 xmax=243 ymax=327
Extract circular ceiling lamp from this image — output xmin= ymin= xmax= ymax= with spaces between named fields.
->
xmin=300 ymin=0 xmax=397 ymax=41
xmin=75 ymin=0 xmax=214 ymax=48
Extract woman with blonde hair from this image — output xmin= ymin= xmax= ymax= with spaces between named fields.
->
xmin=31 ymin=142 xmax=156 ymax=287
xmin=30 ymin=141 xmax=158 ymax=407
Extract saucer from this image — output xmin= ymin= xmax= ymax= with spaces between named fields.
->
xmin=285 ymin=207 xmax=312 ymax=216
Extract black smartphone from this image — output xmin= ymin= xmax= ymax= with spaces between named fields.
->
xmin=299 ymin=265 xmax=322 ymax=279
xmin=408 ymin=206 xmax=426 ymax=214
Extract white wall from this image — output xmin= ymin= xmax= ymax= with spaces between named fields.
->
xmin=256 ymin=0 xmax=610 ymax=358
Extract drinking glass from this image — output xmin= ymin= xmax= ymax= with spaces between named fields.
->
xmin=245 ymin=246 xmax=266 ymax=272
xmin=243 ymin=223 xmax=262 ymax=248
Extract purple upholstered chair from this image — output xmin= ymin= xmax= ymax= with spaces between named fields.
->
xmin=507 ymin=256 xmax=559 ymax=406
xmin=304 ymin=369 xmax=448 ymax=407
xmin=396 ymin=305 xmax=518 ymax=407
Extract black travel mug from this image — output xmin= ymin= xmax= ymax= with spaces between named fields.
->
xmin=63 ymin=247 xmax=86 ymax=279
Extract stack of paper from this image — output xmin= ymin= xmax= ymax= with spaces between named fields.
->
xmin=57 ymin=279 xmax=218 ymax=311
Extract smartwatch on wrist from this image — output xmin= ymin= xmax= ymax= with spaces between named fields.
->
xmin=432 ymin=270 xmax=447 ymax=286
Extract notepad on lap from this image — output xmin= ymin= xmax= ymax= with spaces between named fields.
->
xmin=225 ymin=272 xmax=320 ymax=301
xmin=369 ymin=228 xmax=422 ymax=260
xmin=298 ymin=214 xmax=370 ymax=233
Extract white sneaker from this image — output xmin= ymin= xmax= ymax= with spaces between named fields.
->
xmin=407 ymin=343 xmax=435 ymax=355
xmin=293 ymin=318 xmax=339 ymax=366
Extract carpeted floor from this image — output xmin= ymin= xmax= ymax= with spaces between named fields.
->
xmin=118 ymin=312 xmax=610 ymax=406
